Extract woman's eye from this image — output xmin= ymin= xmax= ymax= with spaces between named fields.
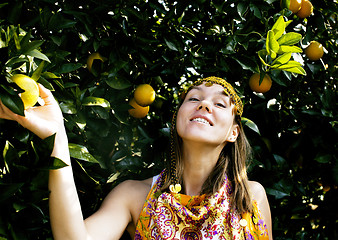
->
xmin=216 ymin=103 xmax=226 ymax=108
xmin=188 ymin=97 xmax=199 ymax=101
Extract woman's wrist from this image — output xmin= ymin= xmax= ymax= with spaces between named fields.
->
xmin=51 ymin=128 xmax=71 ymax=165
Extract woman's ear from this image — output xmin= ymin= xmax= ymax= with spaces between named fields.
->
xmin=227 ymin=124 xmax=240 ymax=142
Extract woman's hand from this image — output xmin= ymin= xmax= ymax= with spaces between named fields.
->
xmin=0 ymin=84 xmax=65 ymax=139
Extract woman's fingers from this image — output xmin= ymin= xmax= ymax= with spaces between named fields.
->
xmin=38 ymin=84 xmax=57 ymax=106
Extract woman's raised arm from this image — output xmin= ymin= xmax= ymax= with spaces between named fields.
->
xmin=0 ymin=85 xmax=135 ymax=239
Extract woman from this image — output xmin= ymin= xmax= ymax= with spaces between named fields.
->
xmin=0 ymin=76 xmax=272 ymax=239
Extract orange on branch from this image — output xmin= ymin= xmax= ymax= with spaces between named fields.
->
xmin=87 ymin=52 xmax=106 ymax=72
xmin=11 ymin=74 xmax=39 ymax=109
xmin=134 ymin=84 xmax=156 ymax=107
xmin=281 ymin=0 xmax=302 ymax=13
xmin=296 ymin=0 xmax=313 ymax=18
xmin=128 ymin=98 xmax=149 ymax=118
xmin=249 ymin=73 xmax=272 ymax=93
xmin=305 ymin=41 xmax=324 ymax=61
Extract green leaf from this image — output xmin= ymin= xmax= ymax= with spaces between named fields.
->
xmin=50 ymin=35 xmax=62 ymax=46
xmin=3 ymin=140 xmax=17 ymax=173
xmin=82 ymin=96 xmax=111 ymax=108
xmin=41 ymin=72 xmax=60 ymax=79
xmin=57 ymin=63 xmax=82 ymax=73
xmin=106 ymin=75 xmax=132 ymax=90
xmin=0 ymin=88 xmax=24 ymax=116
xmin=283 ymin=66 xmax=306 ymax=75
xmin=278 ymin=45 xmax=302 ymax=54
xmin=266 ymin=178 xmax=293 ymax=199
xmin=59 ymin=101 xmax=77 ymax=114
xmin=43 ymin=157 xmax=68 ymax=170
xmin=69 ymin=143 xmax=99 ymax=164
xmin=271 ymin=52 xmax=292 ymax=65
xmin=271 ymin=60 xmax=301 ymax=69
xmin=13 ymin=30 xmax=21 ymax=51
xmin=25 ymin=49 xmax=51 ymax=62
xmin=257 ymin=50 xmax=270 ymax=67
xmin=237 ymin=2 xmax=248 ymax=19
xmin=37 ymin=76 xmax=55 ymax=91
xmin=164 ymin=38 xmax=179 ymax=51
xmin=249 ymin=3 xmax=261 ymax=19
xmin=314 ymin=154 xmax=331 ymax=163
xmin=277 ymin=32 xmax=302 ymax=46
xmin=272 ymin=61 xmax=306 ymax=75
xmin=31 ymin=61 xmax=45 ymax=81
xmin=271 ymin=16 xmax=286 ymax=40
xmin=266 ymin=188 xmax=290 ymax=199
xmin=21 ymin=40 xmax=44 ymax=55
xmin=266 ymin=30 xmax=279 ymax=59
xmin=107 ymin=172 xmax=121 ymax=184
xmin=5 ymin=57 xmax=29 ymax=68
xmin=241 ymin=117 xmax=260 ymax=135
xmin=273 ymin=154 xmax=288 ymax=168
xmin=234 ymin=56 xmax=260 ymax=72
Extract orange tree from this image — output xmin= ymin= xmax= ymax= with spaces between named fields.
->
xmin=0 ymin=0 xmax=336 ymax=239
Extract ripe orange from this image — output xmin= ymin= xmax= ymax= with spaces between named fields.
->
xmin=11 ymin=74 xmax=39 ymax=109
xmin=128 ymin=98 xmax=149 ymax=118
xmin=87 ymin=52 xmax=106 ymax=72
xmin=249 ymin=73 xmax=272 ymax=93
xmin=296 ymin=0 xmax=313 ymax=18
xmin=281 ymin=0 xmax=302 ymax=13
xmin=134 ymin=84 xmax=155 ymax=107
xmin=305 ymin=41 xmax=324 ymax=61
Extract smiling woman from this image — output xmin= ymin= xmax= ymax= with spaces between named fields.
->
xmin=0 ymin=76 xmax=272 ymax=240
xmin=135 ymin=77 xmax=272 ymax=239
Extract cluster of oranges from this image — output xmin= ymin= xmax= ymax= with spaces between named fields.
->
xmin=128 ymin=84 xmax=155 ymax=118
xmin=86 ymin=53 xmax=156 ymax=119
xmin=281 ymin=0 xmax=313 ymax=18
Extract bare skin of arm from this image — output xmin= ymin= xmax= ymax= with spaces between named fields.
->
xmin=0 ymin=85 xmax=151 ymax=240
xmin=249 ymin=181 xmax=273 ymax=240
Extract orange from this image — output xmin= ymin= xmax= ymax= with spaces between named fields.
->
xmin=281 ymin=0 xmax=302 ymax=13
xmin=87 ymin=52 xmax=106 ymax=72
xmin=11 ymin=74 xmax=39 ymax=109
xmin=134 ymin=84 xmax=155 ymax=107
xmin=296 ymin=0 xmax=313 ymax=18
xmin=249 ymin=73 xmax=272 ymax=93
xmin=128 ymin=98 xmax=149 ymax=118
xmin=305 ymin=41 xmax=324 ymax=61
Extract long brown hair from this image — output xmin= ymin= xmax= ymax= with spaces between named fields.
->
xmin=161 ymin=85 xmax=253 ymax=214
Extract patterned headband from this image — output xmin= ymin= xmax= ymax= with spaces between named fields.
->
xmin=184 ymin=76 xmax=243 ymax=117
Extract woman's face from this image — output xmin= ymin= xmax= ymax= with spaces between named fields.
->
xmin=176 ymin=82 xmax=239 ymax=147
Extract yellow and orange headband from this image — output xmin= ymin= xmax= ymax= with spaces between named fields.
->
xmin=182 ymin=76 xmax=243 ymax=117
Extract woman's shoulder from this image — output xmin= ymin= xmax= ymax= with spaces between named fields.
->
xmin=117 ymin=177 xmax=153 ymax=197
xmin=248 ymin=180 xmax=267 ymax=202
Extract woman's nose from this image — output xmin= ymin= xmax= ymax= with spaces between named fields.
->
xmin=197 ymin=100 xmax=212 ymax=113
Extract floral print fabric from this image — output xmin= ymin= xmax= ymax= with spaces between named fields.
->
xmin=135 ymin=171 xmax=269 ymax=240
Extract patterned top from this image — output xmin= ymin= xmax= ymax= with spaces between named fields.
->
xmin=135 ymin=171 xmax=269 ymax=240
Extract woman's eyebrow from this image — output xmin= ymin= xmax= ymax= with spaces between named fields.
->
xmin=190 ymin=86 xmax=201 ymax=91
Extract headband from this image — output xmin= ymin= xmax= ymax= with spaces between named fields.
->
xmin=184 ymin=76 xmax=243 ymax=117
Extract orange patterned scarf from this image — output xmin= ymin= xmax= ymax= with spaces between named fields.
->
xmin=135 ymin=171 xmax=269 ymax=239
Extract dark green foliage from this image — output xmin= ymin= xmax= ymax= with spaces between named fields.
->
xmin=0 ymin=0 xmax=337 ymax=239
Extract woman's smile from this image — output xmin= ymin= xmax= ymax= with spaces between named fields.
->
xmin=190 ymin=115 xmax=213 ymax=126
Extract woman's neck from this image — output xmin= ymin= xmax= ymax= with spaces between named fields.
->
xmin=181 ymin=141 xmax=225 ymax=196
